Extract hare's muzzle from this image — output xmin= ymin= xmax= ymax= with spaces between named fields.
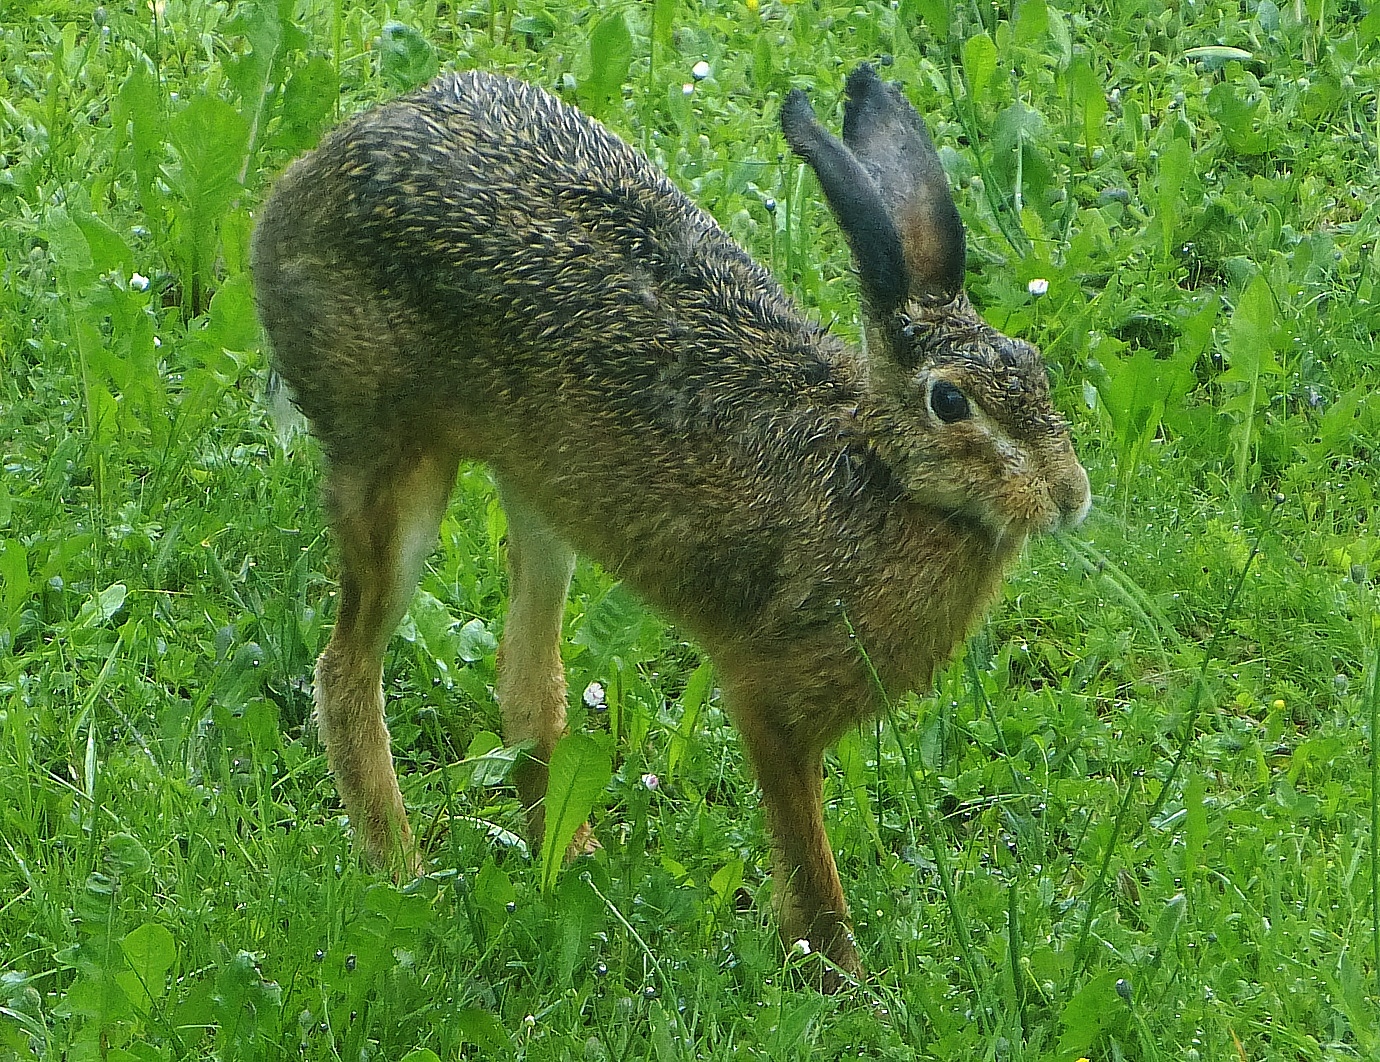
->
xmin=1052 ymin=460 xmax=1092 ymax=530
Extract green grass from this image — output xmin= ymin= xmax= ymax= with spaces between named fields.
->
xmin=2 ymin=0 xmax=1379 ymax=1058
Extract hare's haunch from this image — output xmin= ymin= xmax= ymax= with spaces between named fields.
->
xmin=252 ymin=64 xmax=1090 ymax=990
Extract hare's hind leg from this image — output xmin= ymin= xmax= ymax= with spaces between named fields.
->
xmin=316 ymin=443 xmax=460 ymax=872
xmin=493 ymin=484 xmax=591 ymax=857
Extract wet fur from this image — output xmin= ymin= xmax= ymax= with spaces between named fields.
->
xmin=252 ymin=66 xmax=1089 ymax=990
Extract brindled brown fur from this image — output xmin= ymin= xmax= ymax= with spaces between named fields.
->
xmin=251 ymin=64 xmax=1090 ymax=991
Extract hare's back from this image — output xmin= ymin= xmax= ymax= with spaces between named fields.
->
xmin=278 ymin=71 xmax=735 ymax=302
xmin=254 ymin=71 xmax=803 ymax=431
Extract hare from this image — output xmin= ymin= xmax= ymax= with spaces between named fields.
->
xmin=251 ymin=63 xmax=1090 ymax=989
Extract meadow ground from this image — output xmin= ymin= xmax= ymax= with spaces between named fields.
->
xmin=1 ymin=0 xmax=1379 ymax=1058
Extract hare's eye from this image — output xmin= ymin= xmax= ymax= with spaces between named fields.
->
xmin=929 ymin=380 xmax=971 ymax=423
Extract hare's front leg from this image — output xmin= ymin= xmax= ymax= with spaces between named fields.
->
xmin=493 ymin=485 xmax=591 ymax=857
xmin=734 ymin=704 xmax=863 ymax=991
xmin=316 ymin=445 xmax=459 ymax=873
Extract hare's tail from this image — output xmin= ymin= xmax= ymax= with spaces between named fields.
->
xmin=263 ymin=367 xmax=308 ymax=450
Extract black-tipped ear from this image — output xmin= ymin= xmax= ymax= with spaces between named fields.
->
xmin=781 ymin=88 xmax=909 ymax=315
xmin=841 ymin=64 xmax=965 ymax=302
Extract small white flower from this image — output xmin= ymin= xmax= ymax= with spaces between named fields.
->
xmin=692 ymin=60 xmax=711 ymax=81
xmin=641 ymin=772 xmax=659 ymax=791
xmin=1027 ymin=277 xmax=1049 ymax=297
xmin=524 ymin=1014 xmax=536 ymax=1028
xmin=681 ymin=82 xmax=695 ymax=97
xmin=582 ymin=681 xmax=606 ymax=708
xmin=793 ymin=938 xmax=812 ymax=955
xmin=153 ymin=336 xmax=162 ymax=347
xmin=129 ymin=272 xmax=150 ymax=292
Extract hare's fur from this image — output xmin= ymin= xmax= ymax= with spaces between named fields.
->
xmin=252 ymin=66 xmax=1089 ymax=989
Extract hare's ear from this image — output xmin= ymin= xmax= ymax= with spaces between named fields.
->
xmin=782 ymin=65 xmax=965 ymax=312
xmin=781 ymin=86 xmax=909 ymax=316
xmin=841 ymin=64 xmax=964 ymax=303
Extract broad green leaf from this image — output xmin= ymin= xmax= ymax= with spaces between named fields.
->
xmin=105 ymin=833 xmax=152 ymax=877
xmin=116 ymin=65 xmax=166 ymax=222
xmin=1207 ymin=81 xmax=1268 ymax=155
xmin=1154 ymin=135 xmax=1192 ymax=258
xmin=73 ymin=212 xmax=134 ymax=276
xmin=379 ymin=21 xmax=438 ymax=92
xmin=651 ymin=1000 xmax=691 ymax=1061
xmin=1088 ymin=302 xmax=1197 ymax=491
xmin=652 ymin=0 xmax=674 ymax=52
xmin=1184 ymin=45 xmax=1254 ymax=68
xmin=474 ymin=859 xmax=517 ymax=932
xmin=1222 ymin=273 xmax=1281 ymax=493
xmin=276 ymin=55 xmax=338 ymax=153
xmin=122 ymin=923 xmax=177 ymax=1000
xmin=764 ymin=997 xmax=830 ymax=1053
xmin=1363 ymin=3 xmax=1380 ymax=45
xmin=223 ymin=0 xmax=293 ymax=109
xmin=709 ymin=859 xmax=743 ymax=904
xmin=992 ymin=102 xmax=1052 ymax=213
xmin=834 ymin=729 xmax=884 ymax=855
xmin=54 ymin=969 xmax=133 ymax=1024
xmin=512 ymin=12 xmax=558 ymax=39
xmin=1066 ymin=55 xmax=1106 ymax=150
xmin=214 ymin=951 xmax=282 ymax=1025
xmin=580 ymin=11 xmax=633 ymax=120
xmin=462 ymin=732 xmax=533 ymax=788
xmin=1316 ymin=383 xmax=1376 ymax=454
xmin=200 ymin=273 xmax=261 ymax=358
xmin=1057 ymin=970 xmax=1123 ymax=1056
xmin=1224 ymin=272 xmax=1282 ymax=385
xmin=405 ymin=588 xmax=460 ymax=679
xmin=905 ymin=0 xmax=950 ymax=40
xmin=752 ymin=32 xmax=774 ymax=94
xmin=457 ymin=616 xmax=497 ymax=662
xmin=166 ymin=95 xmax=250 ymax=313
xmin=666 ymin=659 xmax=713 ymax=780
xmin=0 ymin=540 xmax=29 ymax=622
xmin=962 ymin=33 xmax=997 ymax=110
xmin=77 ymin=583 xmax=127 ymax=628
xmin=45 ymin=206 xmax=93 ymax=276
xmin=167 ymin=97 xmax=250 ymax=213
xmin=1154 ymin=893 xmax=1188 ymax=950
xmin=364 ymin=881 xmax=434 ymax=930
xmin=554 ymin=871 xmax=605 ymax=982
xmin=1013 ymin=0 xmax=1048 ymax=44
xmin=541 ymin=733 xmax=612 ymax=890
xmin=1184 ymin=772 xmax=1206 ymax=891
xmin=1273 ymin=777 xmax=1320 ymax=818
xmin=455 ymin=1008 xmax=512 ymax=1057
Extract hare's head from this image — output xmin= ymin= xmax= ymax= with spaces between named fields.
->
xmin=783 ymin=66 xmax=1090 ymax=545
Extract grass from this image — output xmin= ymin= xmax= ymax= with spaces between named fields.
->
xmin=2 ymin=0 xmax=1379 ymax=1058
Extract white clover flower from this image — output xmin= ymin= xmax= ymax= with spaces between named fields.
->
xmin=641 ymin=772 xmax=659 ymax=791
xmin=692 ymin=61 xmax=711 ymax=81
xmin=682 ymin=82 xmax=695 ymax=97
xmin=153 ymin=336 xmax=162 ymax=348
xmin=793 ymin=938 xmax=812 ymax=955
xmin=129 ymin=272 xmax=150 ymax=292
xmin=582 ymin=681 xmax=606 ymax=708
xmin=1027 ymin=277 xmax=1049 ymax=297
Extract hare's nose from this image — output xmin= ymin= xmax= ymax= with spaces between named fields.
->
xmin=1054 ymin=463 xmax=1092 ymax=529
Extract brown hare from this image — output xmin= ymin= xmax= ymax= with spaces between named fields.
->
xmin=251 ymin=63 xmax=1090 ymax=990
